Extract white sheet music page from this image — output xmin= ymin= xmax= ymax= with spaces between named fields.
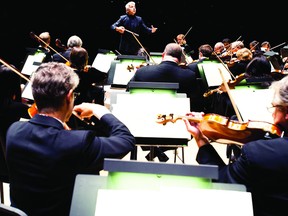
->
xmin=21 ymin=53 xmax=46 ymax=76
xmin=202 ymin=63 xmax=232 ymax=87
xmin=230 ymin=88 xmax=273 ymax=123
xmin=110 ymin=94 xmax=191 ymax=139
xmin=91 ymin=53 xmax=115 ymax=73
xmin=112 ymin=63 xmax=136 ymax=85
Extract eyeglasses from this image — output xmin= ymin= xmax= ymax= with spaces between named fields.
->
xmin=267 ymin=105 xmax=287 ymax=113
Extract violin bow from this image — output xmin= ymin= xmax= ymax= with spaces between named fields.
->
xmin=270 ymin=42 xmax=286 ymax=51
xmin=183 ymin=26 xmax=193 ymax=40
xmin=131 ymin=33 xmax=156 ymax=65
xmin=212 ymin=51 xmax=236 ymax=80
xmin=30 ymin=32 xmax=70 ymax=63
xmin=0 ymin=58 xmax=30 ymax=82
xmin=218 ymin=68 xmax=243 ymax=123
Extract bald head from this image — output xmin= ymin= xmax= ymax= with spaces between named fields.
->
xmin=163 ymin=43 xmax=183 ymax=62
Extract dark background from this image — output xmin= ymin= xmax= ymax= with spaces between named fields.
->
xmin=1 ymin=0 xmax=286 ymax=69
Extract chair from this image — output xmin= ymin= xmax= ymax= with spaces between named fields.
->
xmin=0 ymin=203 xmax=28 ymax=216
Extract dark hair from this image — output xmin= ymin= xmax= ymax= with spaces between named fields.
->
xmin=199 ymin=44 xmax=213 ymax=57
xmin=70 ymin=47 xmax=89 ymax=70
xmin=245 ymin=56 xmax=271 ymax=77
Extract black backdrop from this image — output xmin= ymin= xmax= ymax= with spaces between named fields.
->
xmin=1 ymin=0 xmax=286 ymax=69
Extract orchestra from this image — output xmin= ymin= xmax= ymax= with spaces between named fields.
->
xmin=1 ymin=5 xmax=288 ymax=215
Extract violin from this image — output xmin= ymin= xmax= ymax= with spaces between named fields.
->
xmin=203 ymin=73 xmax=246 ymax=97
xmin=27 ymin=102 xmax=94 ymax=126
xmin=156 ymin=113 xmax=282 ymax=145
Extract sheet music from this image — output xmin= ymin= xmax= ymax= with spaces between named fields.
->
xmin=112 ymin=63 xmax=137 ymax=85
xmin=201 ymin=63 xmax=232 ymax=87
xmin=230 ymin=89 xmax=273 ymax=123
xmin=21 ymin=53 xmax=45 ymax=76
xmin=91 ymin=53 xmax=116 ymax=73
xmin=21 ymin=81 xmax=34 ymax=101
xmin=110 ymin=94 xmax=191 ymax=139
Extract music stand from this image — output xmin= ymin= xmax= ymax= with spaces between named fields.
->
xmin=109 ymin=81 xmax=190 ymax=161
xmin=107 ymin=55 xmax=146 ymax=88
xmin=69 ymin=159 xmax=252 ymax=216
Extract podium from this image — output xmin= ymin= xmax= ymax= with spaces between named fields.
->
xmin=69 ymin=159 xmax=253 ymax=216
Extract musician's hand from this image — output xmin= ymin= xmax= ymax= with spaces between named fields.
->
xmin=183 ymin=112 xmax=210 ymax=148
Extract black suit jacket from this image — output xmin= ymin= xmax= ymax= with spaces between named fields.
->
xmin=196 ymin=137 xmax=288 ymax=216
xmin=6 ymin=114 xmax=135 ymax=216
xmin=129 ymin=61 xmax=200 ymax=110
xmin=111 ymin=14 xmax=152 ymax=55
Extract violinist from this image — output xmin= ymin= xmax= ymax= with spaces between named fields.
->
xmin=69 ymin=46 xmax=107 ymax=106
xmin=5 ymin=62 xmax=135 ymax=216
xmin=0 ymin=64 xmax=30 ymax=147
xmin=52 ymin=35 xmax=83 ymax=63
xmin=176 ymin=33 xmax=194 ymax=64
xmin=260 ymin=41 xmax=271 ymax=52
xmin=128 ymin=42 xmax=198 ymax=162
xmin=228 ymin=47 xmax=253 ymax=76
xmin=29 ymin=32 xmax=53 ymax=63
xmin=183 ymin=74 xmax=288 ymax=216
xmin=249 ymin=40 xmax=263 ymax=58
xmin=213 ymin=41 xmax=230 ymax=62
xmin=188 ymin=43 xmax=214 ymax=78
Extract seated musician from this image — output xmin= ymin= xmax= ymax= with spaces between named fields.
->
xmin=5 ymin=62 xmax=135 ymax=216
xmin=69 ymin=46 xmax=107 ymax=106
xmin=52 ymin=35 xmax=83 ymax=63
xmin=183 ymin=74 xmax=288 ymax=216
xmin=0 ymin=64 xmax=31 ymax=146
xmin=228 ymin=47 xmax=253 ymax=77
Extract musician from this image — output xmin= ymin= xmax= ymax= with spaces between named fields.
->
xmin=187 ymin=44 xmax=214 ymax=77
xmin=183 ymin=74 xmax=288 ymax=216
xmin=228 ymin=47 xmax=253 ymax=76
xmin=187 ymin=44 xmax=214 ymax=112
xmin=261 ymin=41 xmax=271 ymax=52
xmin=229 ymin=40 xmax=245 ymax=58
xmin=111 ymin=1 xmax=157 ymax=55
xmin=69 ymin=46 xmax=107 ymax=106
xmin=213 ymin=41 xmax=230 ymax=62
xmin=249 ymin=40 xmax=263 ymax=58
xmin=0 ymin=64 xmax=30 ymax=147
xmin=128 ymin=42 xmax=198 ymax=162
xmin=222 ymin=38 xmax=231 ymax=50
xmin=33 ymin=32 xmax=53 ymax=62
xmin=5 ymin=62 xmax=135 ymax=216
xmin=52 ymin=35 xmax=83 ymax=63
xmin=176 ymin=33 xmax=194 ymax=64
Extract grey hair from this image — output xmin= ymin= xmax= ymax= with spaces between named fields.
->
xmin=125 ymin=1 xmax=135 ymax=12
xmin=270 ymin=75 xmax=288 ymax=106
xmin=31 ymin=62 xmax=79 ymax=110
xmin=67 ymin=35 xmax=83 ymax=48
